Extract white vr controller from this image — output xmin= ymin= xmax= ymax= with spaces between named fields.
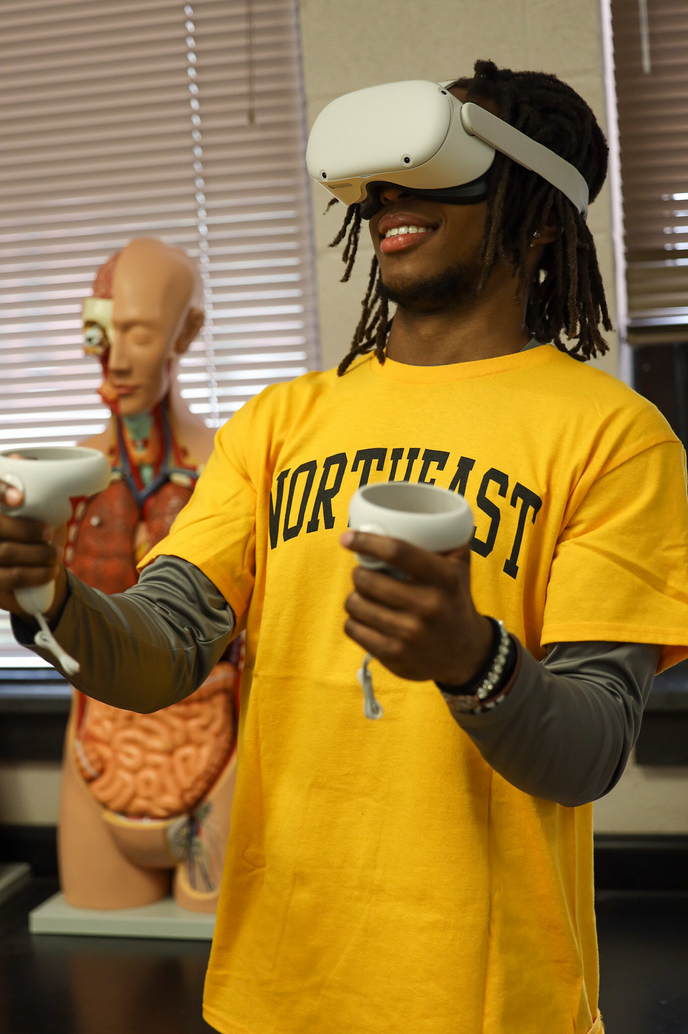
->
xmin=0 ymin=447 xmax=111 ymax=673
xmin=348 ymin=481 xmax=474 ymax=720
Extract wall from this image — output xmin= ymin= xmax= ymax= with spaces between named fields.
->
xmin=297 ymin=0 xmax=688 ymax=835
xmin=0 ymin=761 xmax=61 ymax=826
xmin=594 ymin=753 xmax=688 ymax=834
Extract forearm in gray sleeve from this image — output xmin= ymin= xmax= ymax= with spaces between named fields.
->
xmin=11 ymin=555 xmax=235 ymax=713
xmin=442 ymin=640 xmax=660 ymax=807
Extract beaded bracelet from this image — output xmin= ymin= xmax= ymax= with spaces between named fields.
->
xmin=435 ymin=618 xmax=515 ymax=713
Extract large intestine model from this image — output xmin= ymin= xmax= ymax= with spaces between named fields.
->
xmin=58 ymin=238 xmax=240 ymax=913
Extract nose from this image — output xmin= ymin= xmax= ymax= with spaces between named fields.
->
xmin=378 ymin=183 xmax=414 ymax=206
xmin=106 ymin=329 xmax=130 ymax=374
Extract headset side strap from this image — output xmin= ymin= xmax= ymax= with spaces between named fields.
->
xmin=460 ymin=102 xmax=589 ymax=218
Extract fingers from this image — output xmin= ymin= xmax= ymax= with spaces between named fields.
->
xmin=0 ymin=539 xmax=57 ymax=567
xmin=341 ymin=529 xmax=470 ymax=586
xmin=345 ymin=588 xmax=422 ymax=641
xmin=344 ymin=615 xmax=404 ymax=664
xmin=0 ymin=479 xmax=24 ymax=508
xmin=0 ymin=513 xmax=50 ymax=545
xmin=351 ymin=564 xmax=443 ymax=617
xmin=0 ymin=533 xmax=58 ymax=599
xmin=0 ymin=564 xmax=59 ymax=597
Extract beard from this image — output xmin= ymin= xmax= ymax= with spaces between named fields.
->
xmin=380 ymin=261 xmax=478 ymax=312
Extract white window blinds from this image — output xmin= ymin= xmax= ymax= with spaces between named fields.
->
xmin=0 ymin=0 xmax=319 ymax=667
xmin=611 ymin=0 xmax=688 ymax=344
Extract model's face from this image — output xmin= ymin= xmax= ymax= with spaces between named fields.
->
xmin=104 ymin=305 xmax=174 ymax=418
xmin=99 ymin=252 xmax=186 ymax=418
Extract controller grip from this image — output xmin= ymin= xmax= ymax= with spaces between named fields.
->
xmin=15 ymin=581 xmax=55 ymax=616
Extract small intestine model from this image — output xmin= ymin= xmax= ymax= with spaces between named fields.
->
xmin=59 ymin=238 xmax=240 ymax=912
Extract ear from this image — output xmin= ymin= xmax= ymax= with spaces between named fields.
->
xmin=531 ymin=213 xmax=557 ymax=248
xmin=173 ymin=307 xmax=205 ymax=355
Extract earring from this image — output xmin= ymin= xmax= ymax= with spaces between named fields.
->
xmin=530 ymin=230 xmax=541 ymax=249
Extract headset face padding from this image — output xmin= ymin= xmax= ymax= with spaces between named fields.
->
xmin=358 ymin=175 xmax=491 ymax=220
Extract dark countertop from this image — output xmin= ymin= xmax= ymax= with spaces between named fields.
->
xmin=0 ymin=878 xmax=686 ymax=1034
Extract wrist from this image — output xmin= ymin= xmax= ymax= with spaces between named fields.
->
xmin=43 ymin=566 xmax=69 ymax=627
xmin=435 ymin=618 xmax=516 ymax=704
xmin=438 ymin=614 xmax=493 ymax=686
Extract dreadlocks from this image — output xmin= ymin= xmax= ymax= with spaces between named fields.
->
xmin=330 ymin=59 xmax=612 ymax=376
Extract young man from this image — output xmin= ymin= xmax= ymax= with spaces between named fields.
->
xmin=2 ymin=61 xmax=688 ymax=1034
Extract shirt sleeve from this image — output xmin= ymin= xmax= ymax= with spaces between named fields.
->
xmin=541 ymin=440 xmax=688 ymax=671
xmin=442 ymin=639 xmax=659 ymax=807
xmin=11 ymin=556 xmax=235 ymax=712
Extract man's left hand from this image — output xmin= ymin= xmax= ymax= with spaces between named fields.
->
xmin=341 ymin=530 xmax=493 ymax=685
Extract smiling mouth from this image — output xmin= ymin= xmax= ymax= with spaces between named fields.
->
xmin=382 ymin=225 xmax=432 ymax=239
xmin=379 ymin=224 xmax=437 ymax=255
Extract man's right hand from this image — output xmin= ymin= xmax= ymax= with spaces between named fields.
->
xmin=0 ymin=479 xmax=67 ymax=620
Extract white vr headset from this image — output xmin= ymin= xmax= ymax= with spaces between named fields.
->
xmin=306 ymin=80 xmax=589 ymax=220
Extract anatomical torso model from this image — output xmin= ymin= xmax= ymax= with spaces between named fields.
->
xmin=59 ymin=239 xmax=239 ymax=912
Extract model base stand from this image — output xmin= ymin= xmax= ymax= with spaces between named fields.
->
xmin=29 ymin=891 xmax=215 ymax=940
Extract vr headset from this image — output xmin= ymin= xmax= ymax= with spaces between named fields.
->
xmin=306 ymin=80 xmax=589 ymax=220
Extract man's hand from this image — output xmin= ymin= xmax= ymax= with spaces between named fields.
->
xmin=0 ymin=479 xmax=67 ymax=620
xmin=341 ymin=529 xmax=493 ymax=685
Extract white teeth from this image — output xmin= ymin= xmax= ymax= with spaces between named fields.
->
xmin=383 ymin=225 xmax=431 ymax=238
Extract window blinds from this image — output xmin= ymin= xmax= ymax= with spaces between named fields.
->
xmin=0 ymin=0 xmax=319 ymax=667
xmin=611 ymin=0 xmax=688 ymax=344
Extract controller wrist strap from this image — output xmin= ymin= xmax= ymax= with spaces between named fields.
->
xmin=32 ymin=613 xmax=80 ymax=677
xmin=357 ymin=652 xmax=383 ymax=721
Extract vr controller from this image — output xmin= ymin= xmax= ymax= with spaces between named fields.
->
xmin=348 ymin=481 xmax=474 ymax=720
xmin=0 ymin=447 xmax=111 ymax=673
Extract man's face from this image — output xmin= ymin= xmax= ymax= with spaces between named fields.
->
xmin=367 ymin=86 xmax=499 ymax=312
xmin=368 ymin=191 xmax=488 ymax=311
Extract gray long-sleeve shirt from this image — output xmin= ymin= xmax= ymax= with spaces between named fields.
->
xmin=12 ymin=555 xmax=659 ymax=807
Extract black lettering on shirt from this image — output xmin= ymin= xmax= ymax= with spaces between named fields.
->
xmin=352 ymin=448 xmax=387 ymax=487
xmin=306 ymin=452 xmax=348 ymax=533
xmin=283 ymin=461 xmax=317 ymax=541
xmin=503 ymin=483 xmax=543 ymax=579
xmin=448 ymin=456 xmax=475 ymax=497
xmin=471 ymin=468 xmax=508 ymax=558
xmin=388 ymin=447 xmax=405 ymax=482
xmin=418 ymin=449 xmax=450 ymax=485
xmin=402 ymin=447 xmax=420 ymax=482
xmin=269 ymin=469 xmax=290 ymax=549
xmin=270 ymin=448 xmax=541 ymax=568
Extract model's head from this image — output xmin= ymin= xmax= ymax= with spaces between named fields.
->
xmin=83 ymin=238 xmax=204 ymax=417
xmin=330 ymin=61 xmax=612 ymax=375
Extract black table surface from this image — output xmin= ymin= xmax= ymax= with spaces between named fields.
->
xmin=0 ymin=879 xmax=686 ymax=1034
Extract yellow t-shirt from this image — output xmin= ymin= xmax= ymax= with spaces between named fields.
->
xmin=143 ymin=345 xmax=688 ymax=1034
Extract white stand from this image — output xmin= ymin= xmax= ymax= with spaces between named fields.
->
xmin=0 ymin=862 xmax=30 ymax=906
xmin=29 ymin=892 xmax=216 ymax=941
